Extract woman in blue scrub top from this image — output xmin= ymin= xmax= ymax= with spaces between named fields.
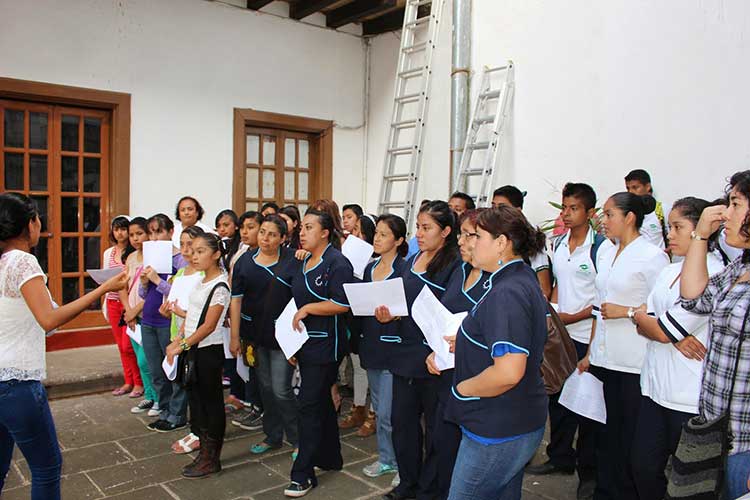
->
xmin=229 ymin=215 xmax=298 ymax=457
xmin=282 ymin=209 xmax=354 ymax=498
xmin=446 ymin=206 xmax=549 ymax=500
xmin=375 ymin=201 xmax=461 ymax=500
xmin=358 ymin=214 xmax=409 ymax=480
xmin=422 ymin=209 xmax=491 ymax=500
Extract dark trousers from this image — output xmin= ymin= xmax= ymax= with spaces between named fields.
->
xmin=418 ymin=395 xmax=462 ymax=500
xmin=188 ymin=345 xmax=226 ymax=441
xmin=590 ymin=366 xmax=641 ymax=500
xmin=547 ymin=340 xmax=596 ymax=481
xmin=291 ymin=362 xmax=342 ymax=485
xmin=392 ymin=374 xmax=439 ymax=497
xmin=632 ymin=396 xmax=694 ymax=500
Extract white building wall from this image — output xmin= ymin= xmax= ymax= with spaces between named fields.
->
xmin=365 ymin=0 xmax=750 ymax=225
xmin=0 ymin=0 xmax=366 ymax=222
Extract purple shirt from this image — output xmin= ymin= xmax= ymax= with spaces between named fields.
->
xmin=139 ymin=254 xmax=186 ymax=327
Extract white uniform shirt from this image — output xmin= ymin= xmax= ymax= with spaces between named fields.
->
xmin=528 ymin=249 xmax=550 ymax=274
xmin=640 ymin=254 xmax=725 ymax=414
xmin=589 ymin=237 xmax=669 ymax=374
xmin=552 ymin=228 xmax=614 ymax=344
xmin=640 ymin=211 xmax=666 ymax=250
xmin=183 ymin=273 xmax=231 ymax=348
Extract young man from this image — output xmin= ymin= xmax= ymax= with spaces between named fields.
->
xmin=624 ymin=169 xmax=666 ymax=249
xmin=447 ymin=192 xmax=475 ymax=216
xmin=526 ymin=183 xmax=613 ymax=500
xmin=491 ymin=185 xmax=525 ymax=209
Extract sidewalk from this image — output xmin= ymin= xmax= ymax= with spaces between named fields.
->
xmin=44 ymin=344 xmax=124 ymax=400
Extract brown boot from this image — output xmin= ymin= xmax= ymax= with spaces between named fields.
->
xmin=339 ymin=405 xmax=367 ymax=429
xmin=356 ymin=411 xmax=376 ymax=437
xmin=182 ymin=436 xmax=222 ymax=478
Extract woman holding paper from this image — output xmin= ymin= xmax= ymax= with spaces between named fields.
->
xmin=376 ymin=200 xmax=460 ymax=500
xmin=445 ymin=206 xmax=548 ymax=500
xmin=357 ymin=214 xmax=409 ymax=481
xmin=628 ymin=197 xmax=725 ymax=500
xmin=229 ymin=215 xmax=298 ymax=459
xmin=422 ymin=209 xmax=490 ymax=500
xmin=579 ymin=193 xmax=669 ymax=499
xmin=280 ymin=209 xmax=354 ymax=498
xmin=0 ymin=193 xmax=129 ymax=500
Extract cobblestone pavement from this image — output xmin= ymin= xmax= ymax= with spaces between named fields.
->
xmin=3 ymin=392 xmax=577 ymax=499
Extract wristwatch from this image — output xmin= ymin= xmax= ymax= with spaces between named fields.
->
xmin=627 ymin=307 xmax=636 ymax=323
xmin=179 ymin=339 xmax=191 ymax=351
xmin=690 ymin=231 xmax=708 ymax=241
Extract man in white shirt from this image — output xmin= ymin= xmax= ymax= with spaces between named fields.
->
xmin=625 ymin=169 xmax=667 ymax=250
xmin=526 ymin=183 xmax=613 ymax=500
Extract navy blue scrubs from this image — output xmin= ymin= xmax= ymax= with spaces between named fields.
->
xmin=391 ymin=252 xmax=460 ymax=498
xmin=281 ymin=244 xmax=354 ymax=486
xmin=446 ymin=259 xmax=548 ymax=441
xmin=419 ymin=262 xmax=491 ymax=500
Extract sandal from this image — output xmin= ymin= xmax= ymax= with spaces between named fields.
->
xmin=250 ymin=442 xmax=281 ymax=455
xmin=224 ymin=395 xmax=244 ymax=413
xmin=112 ymin=385 xmax=132 ymax=396
xmin=128 ymin=389 xmax=144 ymax=399
xmin=172 ymin=433 xmax=201 ymax=454
xmin=356 ymin=411 xmax=377 ymax=437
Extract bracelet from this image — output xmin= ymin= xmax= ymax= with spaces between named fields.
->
xmin=690 ymin=231 xmax=709 ymax=241
xmin=180 ymin=339 xmax=190 ymax=351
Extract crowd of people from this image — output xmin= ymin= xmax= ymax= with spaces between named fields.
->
xmin=1 ymin=167 xmax=750 ymax=500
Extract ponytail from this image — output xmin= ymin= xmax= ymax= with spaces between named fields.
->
xmin=0 ymin=193 xmax=38 ymax=257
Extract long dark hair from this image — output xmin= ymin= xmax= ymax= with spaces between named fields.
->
xmin=194 ymin=233 xmax=226 ymax=269
xmin=376 ymin=213 xmax=408 ymax=257
xmin=110 ymin=216 xmax=134 ymax=264
xmin=123 ymin=216 xmax=149 ymax=262
xmin=310 ymin=199 xmax=344 ymax=242
xmin=279 ymin=205 xmax=301 ymax=249
xmin=477 ymin=206 xmax=546 ymax=260
xmin=147 ymin=213 xmax=174 ymax=233
xmin=215 ymin=209 xmax=240 ymax=269
xmin=0 ymin=193 xmax=38 ymax=257
xmin=672 ymin=197 xmax=720 ymax=252
xmin=262 ymin=214 xmax=289 ymax=240
xmin=305 ymin=208 xmax=340 ymax=249
xmin=608 ymin=192 xmax=656 ymax=229
xmin=418 ymin=200 xmax=459 ymax=276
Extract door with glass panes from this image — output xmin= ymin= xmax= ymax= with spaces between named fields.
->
xmin=0 ymin=100 xmax=110 ymax=330
xmin=244 ymin=127 xmax=314 ymax=214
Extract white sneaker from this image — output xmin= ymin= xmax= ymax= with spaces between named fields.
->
xmin=130 ymin=399 xmax=154 ymax=414
xmin=391 ymin=473 xmax=400 ymax=488
xmin=147 ymin=407 xmax=162 ymax=417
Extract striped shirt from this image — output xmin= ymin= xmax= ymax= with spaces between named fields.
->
xmin=681 ymin=256 xmax=750 ymax=455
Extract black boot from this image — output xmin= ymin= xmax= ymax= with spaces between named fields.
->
xmin=182 ymin=436 xmax=222 ymax=479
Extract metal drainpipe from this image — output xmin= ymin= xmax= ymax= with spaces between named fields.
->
xmin=450 ymin=0 xmax=471 ymax=192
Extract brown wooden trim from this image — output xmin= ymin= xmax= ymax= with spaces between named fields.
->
xmin=233 ymin=108 xmax=333 ymax=215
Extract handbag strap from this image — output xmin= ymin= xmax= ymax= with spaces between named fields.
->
xmin=197 ymin=281 xmax=229 ymax=329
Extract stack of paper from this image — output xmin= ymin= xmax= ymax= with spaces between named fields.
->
xmin=343 ymin=278 xmax=408 ymax=316
xmin=342 ymin=236 xmax=374 ymax=279
xmin=411 ymin=285 xmax=466 ymax=370
xmin=274 ymin=299 xmax=309 ymax=360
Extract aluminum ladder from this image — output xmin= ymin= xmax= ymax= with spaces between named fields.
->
xmin=452 ymin=62 xmax=514 ymax=207
xmin=377 ymin=0 xmax=446 ymax=231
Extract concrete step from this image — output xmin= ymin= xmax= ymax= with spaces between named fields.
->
xmin=43 ymin=344 xmax=123 ymax=400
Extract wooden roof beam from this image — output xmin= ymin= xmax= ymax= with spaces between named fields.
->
xmin=246 ymin=0 xmax=275 ymax=9
xmin=363 ymin=4 xmax=428 ymax=36
xmin=326 ymin=0 xmax=397 ymax=29
xmin=290 ymin=0 xmax=342 ymax=20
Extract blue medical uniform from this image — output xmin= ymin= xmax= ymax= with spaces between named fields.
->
xmin=281 ymin=244 xmax=354 ymax=486
xmin=391 ymin=252 xmax=460 ymax=498
xmin=419 ymin=262 xmax=491 ymax=500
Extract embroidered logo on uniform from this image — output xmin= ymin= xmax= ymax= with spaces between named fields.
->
xmin=650 ymin=224 xmax=658 ymax=230
xmin=579 ymin=264 xmax=589 ymax=271
xmin=482 ymin=279 xmax=491 ymax=289
xmin=315 ymin=275 xmax=324 ymax=287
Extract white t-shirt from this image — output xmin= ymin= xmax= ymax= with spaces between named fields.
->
xmin=640 ymin=253 xmax=725 ymax=413
xmin=171 ymin=220 xmax=215 ymax=249
xmin=183 ymin=273 xmax=231 ymax=348
xmin=552 ymin=228 xmax=614 ymax=344
xmin=640 ymin=211 xmax=666 ymax=250
xmin=0 ymin=250 xmax=47 ymax=381
xmin=528 ymin=249 xmax=550 ymax=273
xmin=589 ymin=236 xmax=670 ymax=374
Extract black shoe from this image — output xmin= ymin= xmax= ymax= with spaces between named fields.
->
xmin=232 ymin=407 xmax=264 ymax=430
xmin=146 ymin=419 xmax=166 ymax=431
xmin=283 ymin=480 xmax=314 ymax=498
xmin=382 ymin=489 xmax=416 ymax=500
xmin=524 ymin=460 xmax=575 ymax=475
xmin=577 ymin=478 xmax=596 ymax=500
xmin=152 ymin=420 xmax=187 ymax=433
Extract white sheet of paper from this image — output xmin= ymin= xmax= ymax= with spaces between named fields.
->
xmin=222 ymin=327 xmax=233 ymax=359
xmin=559 ymin=371 xmax=607 ymax=424
xmin=236 ymin=355 xmax=250 ymax=382
xmin=342 ymin=235 xmax=374 ymax=279
xmin=86 ymin=267 xmax=121 ymax=285
xmin=162 ymin=356 xmax=178 ymax=381
xmin=343 ymin=278 xmax=408 ymax=317
xmin=143 ymin=240 xmax=173 ymax=274
xmin=125 ymin=324 xmax=142 ymax=345
xmin=274 ymin=299 xmax=309 ymax=360
xmin=411 ymin=285 xmax=466 ymax=370
xmin=167 ymin=273 xmax=202 ymax=310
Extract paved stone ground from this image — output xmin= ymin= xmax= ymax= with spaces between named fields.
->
xmin=3 ymin=392 xmax=577 ymax=500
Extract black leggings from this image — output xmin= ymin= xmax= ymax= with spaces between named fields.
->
xmin=188 ymin=344 xmax=226 ymax=441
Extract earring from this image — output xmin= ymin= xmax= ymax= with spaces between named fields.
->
xmin=497 ymin=259 xmax=504 ymax=266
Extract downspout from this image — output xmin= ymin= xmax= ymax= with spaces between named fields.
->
xmin=450 ymin=0 xmax=471 ymax=192
xmin=361 ymin=38 xmax=371 ymax=209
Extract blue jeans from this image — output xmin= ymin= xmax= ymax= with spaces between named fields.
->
xmin=255 ymin=347 xmax=298 ymax=447
xmin=367 ymin=368 xmax=396 ymax=468
xmin=0 ymin=380 xmax=62 ymax=500
xmin=141 ymin=324 xmax=187 ymax=424
xmin=447 ymin=427 xmax=544 ymax=500
xmin=725 ymin=450 xmax=750 ymax=499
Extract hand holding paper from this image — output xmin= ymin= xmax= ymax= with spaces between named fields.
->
xmin=87 ymin=267 xmax=122 ymax=285
xmin=143 ymin=241 xmax=173 ymax=274
xmin=411 ymin=285 xmax=466 ymax=370
xmin=559 ymin=371 xmax=607 ymax=424
xmin=342 ymin=235 xmax=374 ymax=279
xmin=162 ymin=356 xmax=178 ymax=381
xmin=275 ymin=299 xmax=309 ymax=360
xmin=344 ymin=278 xmax=408 ymax=316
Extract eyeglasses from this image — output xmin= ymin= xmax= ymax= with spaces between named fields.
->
xmin=460 ymin=231 xmax=479 ymax=239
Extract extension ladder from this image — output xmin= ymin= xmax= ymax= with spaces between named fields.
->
xmin=377 ymin=0 xmax=446 ymax=232
xmin=452 ymin=62 xmax=514 ymax=207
